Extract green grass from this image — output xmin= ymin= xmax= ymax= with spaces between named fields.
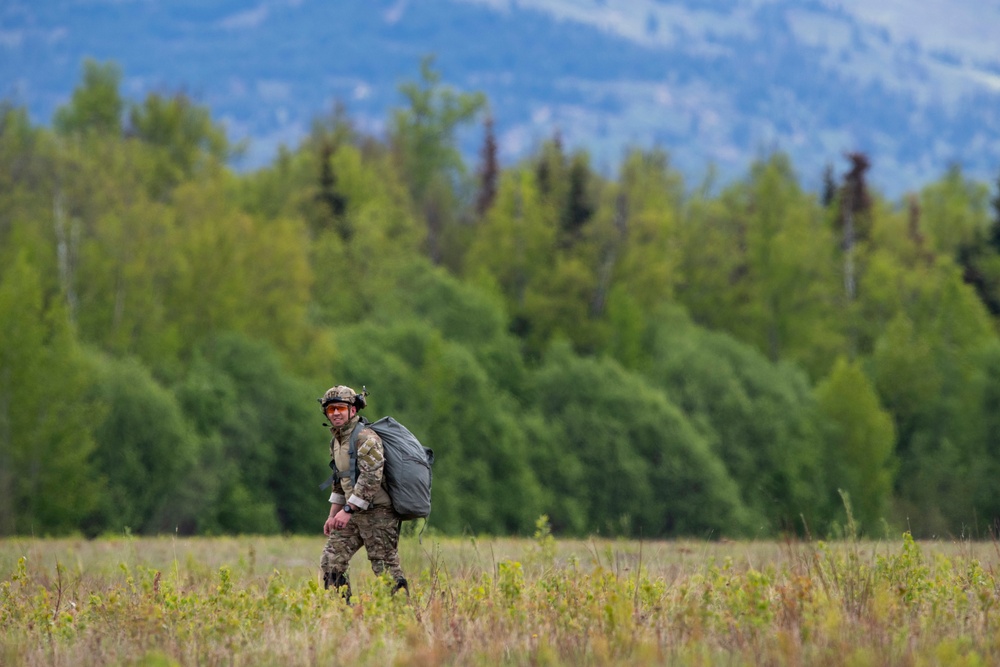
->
xmin=3 ymin=530 xmax=1000 ymax=666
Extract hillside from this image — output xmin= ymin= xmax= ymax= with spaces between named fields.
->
xmin=3 ymin=0 xmax=999 ymax=197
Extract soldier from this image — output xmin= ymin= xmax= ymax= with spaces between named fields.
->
xmin=318 ymin=385 xmax=407 ymax=602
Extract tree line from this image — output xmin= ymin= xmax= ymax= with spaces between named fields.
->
xmin=3 ymin=58 xmax=1000 ymax=539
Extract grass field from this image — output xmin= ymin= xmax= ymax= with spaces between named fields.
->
xmin=3 ymin=526 xmax=1000 ymax=666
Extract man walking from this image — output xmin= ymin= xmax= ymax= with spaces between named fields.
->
xmin=318 ymin=385 xmax=407 ymax=601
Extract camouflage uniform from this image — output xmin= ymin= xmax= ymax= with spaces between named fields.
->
xmin=319 ymin=385 xmax=406 ymax=600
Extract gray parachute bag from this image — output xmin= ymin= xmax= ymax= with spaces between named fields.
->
xmin=326 ymin=416 xmax=434 ymax=521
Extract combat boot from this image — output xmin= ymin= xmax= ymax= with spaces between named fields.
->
xmin=323 ymin=571 xmax=352 ymax=603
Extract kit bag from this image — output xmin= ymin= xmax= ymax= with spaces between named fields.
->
xmin=321 ymin=416 xmax=434 ymax=521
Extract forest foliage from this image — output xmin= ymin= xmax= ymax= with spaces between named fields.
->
xmin=3 ymin=59 xmax=1000 ymax=540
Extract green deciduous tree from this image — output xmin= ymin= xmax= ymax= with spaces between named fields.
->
xmin=940 ymin=164 xmax=1000 ymax=317
xmin=0 ymin=105 xmax=59 ymax=254
xmin=54 ymin=59 xmax=124 ymax=137
xmin=678 ymin=154 xmax=845 ymax=379
xmin=392 ymin=56 xmax=485 ymax=204
xmin=919 ymin=164 xmax=991 ymax=255
xmin=640 ymin=307 xmax=831 ymax=534
xmin=0 ymin=253 xmax=100 ymax=535
xmin=176 ymin=333 xmax=327 ymax=534
xmin=162 ymin=177 xmax=314 ymax=369
xmin=604 ymin=149 xmax=684 ymax=312
xmin=970 ymin=341 xmax=1000 ymax=533
xmin=62 ymin=140 xmax=180 ymax=363
xmin=372 ymin=259 xmax=527 ymax=394
xmin=127 ymin=91 xmax=230 ymax=197
xmin=870 ymin=265 xmax=997 ymax=536
xmin=593 ymin=149 xmax=684 ymax=366
xmin=306 ymin=140 xmax=425 ymax=328
xmin=815 ymin=357 xmax=896 ymax=534
xmin=529 ymin=340 xmax=752 ymax=538
xmin=465 ymin=167 xmax=559 ymax=356
xmin=390 ymin=56 xmax=486 ymax=267
xmin=86 ymin=353 xmax=200 ymax=535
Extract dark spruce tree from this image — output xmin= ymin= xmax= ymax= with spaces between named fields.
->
xmin=560 ymin=153 xmax=595 ymax=247
xmin=475 ymin=114 xmax=499 ymax=218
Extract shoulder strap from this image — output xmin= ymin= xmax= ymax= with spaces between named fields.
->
xmin=345 ymin=417 xmax=371 ymax=486
xmin=318 ymin=418 xmax=368 ymax=490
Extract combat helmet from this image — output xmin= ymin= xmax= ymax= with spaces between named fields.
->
xmin=319 ymin=385 xmax=368 ymax=412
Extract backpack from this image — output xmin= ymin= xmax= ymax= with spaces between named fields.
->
xmin=320 ymin=416 xmax=434 ymax=521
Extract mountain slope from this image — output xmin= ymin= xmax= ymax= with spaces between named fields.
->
xmin=2 ymin=0 xmax=998 ymax=197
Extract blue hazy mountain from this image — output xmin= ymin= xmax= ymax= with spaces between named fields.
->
xmin=3 ymin=0 xmax=999 ymax=198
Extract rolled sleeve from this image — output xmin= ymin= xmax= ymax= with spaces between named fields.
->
xmin=347 ymin=493 xmax=369 ymax=510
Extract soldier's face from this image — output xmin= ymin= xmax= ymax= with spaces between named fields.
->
xmin=325 ymin=402 xmax=353 ymax=426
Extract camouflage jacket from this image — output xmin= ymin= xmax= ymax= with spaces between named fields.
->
xmin=328 ymin=415 xmax=392 ymax=511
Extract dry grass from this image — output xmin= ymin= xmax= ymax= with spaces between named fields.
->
xmin=3 ymin=530 xmax=1000 ymax=666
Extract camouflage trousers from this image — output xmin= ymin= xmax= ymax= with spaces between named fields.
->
xmin=320 ymin=506 xmax=405 ymax=581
